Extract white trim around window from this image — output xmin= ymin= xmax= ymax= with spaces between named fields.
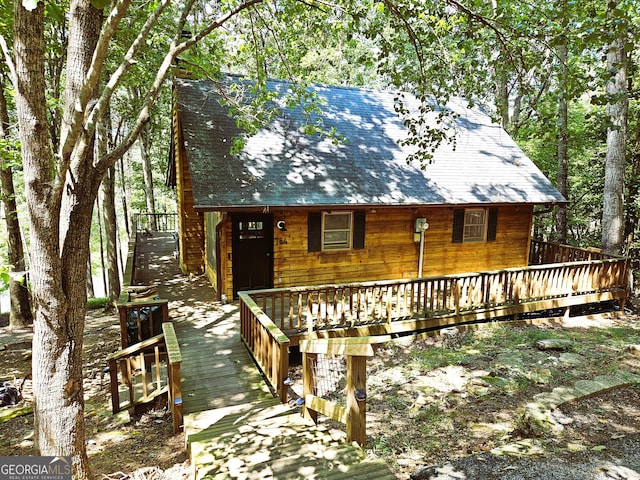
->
xmin=322 ymin=211 xmax=353 ymax=251
xmin=463 ymin=208 xmax=487 ymax=243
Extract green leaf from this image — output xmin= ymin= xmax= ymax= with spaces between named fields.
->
xmin=45 ymin=2 xmax=64 ymax=23
xmin=90 ymin=0 xmax=110 ymax=9
xmin=0 ymin=271 xmax=10 ymax=293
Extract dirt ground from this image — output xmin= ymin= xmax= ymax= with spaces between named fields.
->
xmin=1 ymin=309 xmax=640 ymax=479
xmin=360 ymin=313 xmax=640 ymax=479
xmin=0 ymin=310 xmax=189 ymax=479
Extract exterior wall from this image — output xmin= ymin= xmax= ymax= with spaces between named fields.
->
xmin=173 ymin=104 xmax=204 ymax=275
xmin=420 ymin=205 xmax=532 ymax=276
xmin=209 ymin=205 xmax=533 ymax=298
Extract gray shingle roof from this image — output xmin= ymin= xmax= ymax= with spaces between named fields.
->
xmin=174 ymin=77 xmax=566 ymax=210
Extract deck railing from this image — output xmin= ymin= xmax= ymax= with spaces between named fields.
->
xmin=132 ymin=212 xmax=178 ymax=233
xmin=529 ymin=239 xmax=621 ymax=264
xmin=246 ymin=258 xmax=628 ymax=338
xmin=239 ymin=292 xmax=290 ymax=403
xmin=300 ymin=337 xmax=389 ymax=447
xmin=106 ymin=322 xmax=183 ymax=432
xmin=238 ymin=240 xmax=629 ymax=404
xmin=106 ymin=333 xmax=167 ymax=412
xmin=117 ymin=237 xmax=170 ymax=349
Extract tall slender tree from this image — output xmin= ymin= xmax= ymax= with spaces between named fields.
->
xmin=556 ymin=3 xmax=569 ymax=243
xmin=601 ymin=2 xmax=628 ymax=255
xmin=0 ymin=72 xmax=32 ymax=327
xmin=10 ymin=1 xmax=268 ymax=476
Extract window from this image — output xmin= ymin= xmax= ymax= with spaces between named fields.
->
xmin=322 ymin=212 xmax=352 ymax=250
xmin=463 ymin=209 xmax=486 ymax=242
xmin=308 ymin=211 xmax=366 ymax=252
xmin=238 ymin=221 xmax=264 ymax=239
xmin=452 ymin=208 xmax=498 ymax=243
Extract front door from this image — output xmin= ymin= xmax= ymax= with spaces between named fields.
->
xmin=232 ymin=214 xmax=273 ymax=297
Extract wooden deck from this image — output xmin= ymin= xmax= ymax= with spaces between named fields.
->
xmin=134 ymin=232 xmax=396 ymax=479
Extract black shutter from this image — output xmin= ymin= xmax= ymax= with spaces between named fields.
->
xmin=452 ymin=209 xmax=464 ymax=243
xmin=308 ymin=212 xmax=322 ymax=252
xmin=487 ymin=207 xmax=498 ymax=242
xmin=353 ymin=212 xmax=366 ymax=249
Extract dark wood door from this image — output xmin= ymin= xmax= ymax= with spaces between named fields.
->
xmin=232 ymin=214 xmax=273 ymax=296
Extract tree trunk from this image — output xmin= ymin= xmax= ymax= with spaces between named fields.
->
xmin=86 ymin=256 xmax=95 ymax=299
xmin=494 ymin=65 xmax=509 ymax=130
xmin=98 ymin=108 xmax=121 ymax=310
xmin=0 ymin=75 xmax=33 ymax=327
xmin=490 ymin=0 xmax=510 ymax=131
xmin=140 ymin=124 xmax=157 ymax=230
xmin=119 ymin=155 xmax=131 ymax=237
xmin=556 ymin=38 xmax=569 ymax=244
xmin=100 ymin=165 xmax=121 ymax=309
xmin=14 ymin=1 xmax=102 ymax=478
xmin=601 ymin=20 xmax=628 ymax=255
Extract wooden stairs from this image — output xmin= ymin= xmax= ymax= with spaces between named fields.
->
xmin=184 ymin=398 xmax=396 ymax=479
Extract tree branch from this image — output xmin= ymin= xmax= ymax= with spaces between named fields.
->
xmin=381 ymin=0 xmax=427 ymax=87
xmin=0 ymin=35 xmax=18 ymax=90
xmin=97 ymin=0 xmax=266 ymax=170
xmin=83 ymin=0 xmax=171 ymax=166
xmin=58 ymin=0 xmax=132 ymax=185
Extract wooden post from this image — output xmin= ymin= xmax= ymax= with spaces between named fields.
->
xmin=302 ymin=352 xmax=318 ymax=423
xmin=118 ymin=307 xmax=128 ymax=348
xmin=108 ymin=358 xmax=120 ymax=413
xmin=275 ymin=340 xmax=290 ymax=403
xmin=163 ymin=322 xmax=183 ymax=433
xmin=346 ymin=355 xmax=367 ymax=447
xmin=170 ymin=362 xmax=183 ymax=434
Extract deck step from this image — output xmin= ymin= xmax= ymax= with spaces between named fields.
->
xmin=187 ymin=399 xmax=395 ymax=480
xmin=184 ymin=398 xmax=295 ymax=445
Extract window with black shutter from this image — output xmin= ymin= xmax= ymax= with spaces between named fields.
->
xmin=452 ymin=207 xmax=498 ymax=243
xmin=308 ymin=211 xmax=366 ymax=251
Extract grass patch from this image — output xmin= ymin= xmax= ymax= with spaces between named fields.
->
xmin=87 ymin=297 xmax=108 ymax=310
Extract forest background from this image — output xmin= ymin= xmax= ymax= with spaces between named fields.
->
xmin=0 ymin=0 xmax=639 ymax=478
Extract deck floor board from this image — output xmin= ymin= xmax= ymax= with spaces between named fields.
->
xmin=133 ymin=232 xmax=396 ymax=479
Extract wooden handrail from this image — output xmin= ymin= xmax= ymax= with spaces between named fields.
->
xmin=239 ymin=292 xmax=290 ymax=403
xmin=106 ymin=333 xmax=167 ymax=415
xmin=529 ymin=239 xmax=626 ymax=265
xmin=163 ymin=322 xmax=183 ymax=433
xmin=245 ymin=256 xmax=629 ymax=336
xmin=106 ymin=333 xmax=165 ymax=362
xmin=106 ymin=325 xmax=183 ymax=433
xmin=132 ymin=212 xmax=178 ymax=233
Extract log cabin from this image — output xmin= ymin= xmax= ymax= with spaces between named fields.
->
xmin=168 ymin=76 xmax=566 ymax=301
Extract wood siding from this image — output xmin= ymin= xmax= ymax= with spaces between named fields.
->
xmin=173 ymin=103 xmax=204 ymax=275
xmin=208 ymin=205 xmax=533 ymax=299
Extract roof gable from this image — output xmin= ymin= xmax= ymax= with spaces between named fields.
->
xmin=174 ymin=77 xmax=566 ymax=209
